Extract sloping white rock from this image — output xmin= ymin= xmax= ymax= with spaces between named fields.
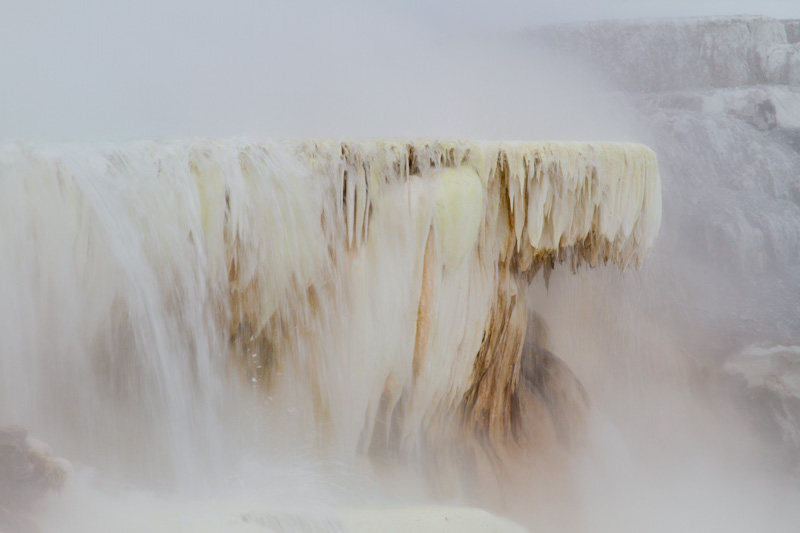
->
xmin=535 ymin=16 xmax=800 ymax=92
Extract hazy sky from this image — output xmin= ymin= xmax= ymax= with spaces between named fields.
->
xmin=0 ymin=0 xmax=796 ymax=141
xmin=410 ymin=0 xmax=796 ymax=28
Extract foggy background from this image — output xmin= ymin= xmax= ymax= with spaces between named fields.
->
xmin=2 ymin=0 xmax=800 ymax=531
xmin=0 ymin=0 xmax=795 ymax=141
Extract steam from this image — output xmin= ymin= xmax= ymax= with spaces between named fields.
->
xmin=1 ymin=1 xmax=799 ymax=532
xmin=0 ymin=0 xmax=643 ymax=141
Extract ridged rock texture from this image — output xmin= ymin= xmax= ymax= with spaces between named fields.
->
xmin=0 ymin=139 xmax=660 ymax=496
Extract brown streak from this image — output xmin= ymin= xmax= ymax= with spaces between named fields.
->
xmin=412 ymin=228 xmax=436 ymax=380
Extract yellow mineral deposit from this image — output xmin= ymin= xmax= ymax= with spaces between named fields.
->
xmin=211 ymin=139 xmax=660 ymax=483
xmin=0 ymin=138 xmax=660 ymax=531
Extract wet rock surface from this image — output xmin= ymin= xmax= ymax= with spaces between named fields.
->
xmin=534 ymin=15 xmax=800 ymax=357
xmin=534 ymin=16 xmax=800 ymax=91
xmin=519 ymin=343 xmax=590 ymax=450
xmin=786 ymin=20 xmax=800 ymax=44
xmin=723 ymin=345 xmax=800 ymax=472
xmin=0 ymin=426 xmax=70 ymax=533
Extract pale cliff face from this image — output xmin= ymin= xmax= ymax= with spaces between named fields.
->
xmin=533 ymin=15 xmax=800 ymax=356
xmin=536 ymin=16 xmax=800 ymax=91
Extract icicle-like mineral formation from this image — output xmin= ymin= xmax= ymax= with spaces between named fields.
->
xmin=0 ymin=139 xmax=660 ymax=496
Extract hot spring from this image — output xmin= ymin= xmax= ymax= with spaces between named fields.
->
xmin=2 ymin=4 xmax=800 ymax=533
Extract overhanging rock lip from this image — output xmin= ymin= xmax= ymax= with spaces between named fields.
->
xmin=0 ymin=137 xmax=662 ymax=271
xmin=283 ymin=138 xmax=662 ymax=271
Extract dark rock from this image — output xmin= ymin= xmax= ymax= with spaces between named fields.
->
xmin=0 ymin=427 xmax=71 ymax=533
xmin=519 ymin=342 xmax=590 ymax=450
xmin=723 ymin=345 xmax=800 ymax=472
xmin=726 ymin=94 xmax=777 ymax=131
xmin=784 ymin=20 xmax=800 ymax=44
xmin=534 ymin=16 xmax=800 ymax=92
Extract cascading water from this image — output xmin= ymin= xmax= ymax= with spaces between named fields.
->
xmin=0 ymin=139 xmax=660 ymax=531
xmin=3 ymin=3 xmax=800 ymax=531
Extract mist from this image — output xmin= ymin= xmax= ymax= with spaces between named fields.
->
xmin=7 ymin=0 xmax=791 ymax=141
xmin=1 ymin=1 xmax=791 ymax=141
xmin=1 ymin=1 xmax=799 ymax=532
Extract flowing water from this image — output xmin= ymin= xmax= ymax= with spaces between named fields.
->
xmin=0 ymin=139 xmax=661 ymax=531
xmin=2 ymin=6 xmax=800 ymax=533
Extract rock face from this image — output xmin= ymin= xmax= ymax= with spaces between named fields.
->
xmin=0 ymin=426 xmax=71 ymax=533
xmin=518 ymin=312 xmax=589 ymax=452
xmin=724 ymin=345 xmax=800 ymax=471
xmin=786 ymin=20 xmax=800 ymax=44
xmin=534 ymin=15 xmax=800 ymax=357
xmin=536 ymin=16 xmax=800 ymax=91
xmin=533 ymin=15 xmax=800 ymax=470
